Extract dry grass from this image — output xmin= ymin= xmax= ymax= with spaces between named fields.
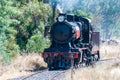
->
xmin=70 ymin=44 xmax=120 ymax=80
xmin=13 ymin=53 xmax=47 ymax=71
xmin=100 ymin=44 xmax=120 ymax=59
xmin=73 ymin=62 xmax=120 ymax=80
xmin=0 ymin=53 xmax=47 ymax=80
xmin=0 ymin=44 xmax=120 ymax=80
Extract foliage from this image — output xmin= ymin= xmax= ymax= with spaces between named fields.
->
xmin=26 ymin=34 xmax=50 ymax=53
xmin=15 ymin=1 xmax=51 ymax=50
xmin=0 ymin=0 xmax=20 ymax=64
xmin=0 ymin=0 xmax=52 ymax=64
xmin=77 ymin=0 xmax=120 ymax=39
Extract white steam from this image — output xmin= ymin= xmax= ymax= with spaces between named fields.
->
xmin=57 ymin=4 xmax=63 ymax=13
xmin=61 ymin=0 xmax=79 ymax=12
xmin=50 ymin=0 xmax=80 ymax=13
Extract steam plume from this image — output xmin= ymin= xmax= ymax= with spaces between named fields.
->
xmin=50 ymin=0 xmax=80 ymax=13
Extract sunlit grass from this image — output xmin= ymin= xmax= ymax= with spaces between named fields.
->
xmin=0 ymin=44 xmax=120 ymax=80
xmin=0 ymin=53 xmax=47 ymax=80
xmin=69 ymin=44 xmax=120 ymax=80
xmin=73 ymin=62 xmax=120 ymax=80
xmin=100 ymin=44 xmax=120 ymax=59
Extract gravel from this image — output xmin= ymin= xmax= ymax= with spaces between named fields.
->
xmin=10 ymin=70 xmax=67 ymax=80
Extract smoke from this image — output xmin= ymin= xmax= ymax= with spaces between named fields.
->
xmin=60 ymin=0 xmax=80 ymax=12
xmin=50 ymin=0 xmax=80 ymax=13
xmin=57 ymin=4 xmax=63 ymax=13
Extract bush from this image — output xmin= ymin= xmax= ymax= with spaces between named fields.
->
xmin=26 ymin=34 xmax=50 ymax=53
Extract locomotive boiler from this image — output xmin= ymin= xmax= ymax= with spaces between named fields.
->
xmin=42 ymin=14 xmax=100 ymax=70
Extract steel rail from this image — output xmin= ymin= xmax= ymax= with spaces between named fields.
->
xmin=22 ymin=69 xmax=48 ymax=80
xmin=50 ymin=70 xmax=70 ymax=80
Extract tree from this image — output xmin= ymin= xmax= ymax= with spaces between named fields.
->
xmin=0 ymin=0 xmax=20 ymax=64
xmin=14 ymin=0 xmax=52 ymax=52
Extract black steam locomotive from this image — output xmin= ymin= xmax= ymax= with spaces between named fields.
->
xmin=42 ymin=14 xmax=100 ymax=70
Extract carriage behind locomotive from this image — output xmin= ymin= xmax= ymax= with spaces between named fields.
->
xmin=42 ymin=14 xmax=100 ymax=70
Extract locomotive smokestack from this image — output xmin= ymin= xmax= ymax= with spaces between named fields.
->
xmin=52 ymin=2 xmax=57 ymax=23
xmin=51 ymin=0 xmax=63 ymax=23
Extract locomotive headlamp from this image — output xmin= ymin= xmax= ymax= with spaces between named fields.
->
xmin=58 ymin=15 xmax=65 ymax=22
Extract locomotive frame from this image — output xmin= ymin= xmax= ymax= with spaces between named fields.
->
xmin=42 ymin=14 xmax=100 ymax=70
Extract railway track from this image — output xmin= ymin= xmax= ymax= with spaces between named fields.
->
xmin=100 ymin=57 xmax=120 ymax=62
xmin=22 ymin=69 xmax=48 ymax=80
xmin=97 ymin=57 xmax=120 ymax=64
xmin=49 ymin=70 xmax=68 ymax=80
xmin=11 ymin=57 xmax=120 ymax=80
xmin=11 ymin=69 xmax=69 ymax=80
xmin=22 ymin=70 xmax=68 ymax=80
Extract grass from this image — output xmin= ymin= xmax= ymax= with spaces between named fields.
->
xmin=72 ymin=61 xmax=120 ymax=80
xmin=0 ymin=44 xmax=120 ymax=80
xmin=68 ymin=44 xmax=120 ymax=80
xmin=100 ymin=44 xmax=120 ymax=59
xmin=0 ymin=53 xmax=47 ymax=80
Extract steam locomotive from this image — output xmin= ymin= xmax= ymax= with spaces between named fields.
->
xmin=42 ymin=14 xmax=100 ymax=70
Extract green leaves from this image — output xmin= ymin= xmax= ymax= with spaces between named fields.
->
xmin=15 ymin=1 xmax=51 ymax=51
xmin=0 ymin=0 xmax=20 ymax=64
xmin=77 ymin=0 xmax=120 ymax=39
xmin=26 ymin=34 xmax=49 ymax=53
xmin=0 ymin=0 xmax=52 ymax=64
